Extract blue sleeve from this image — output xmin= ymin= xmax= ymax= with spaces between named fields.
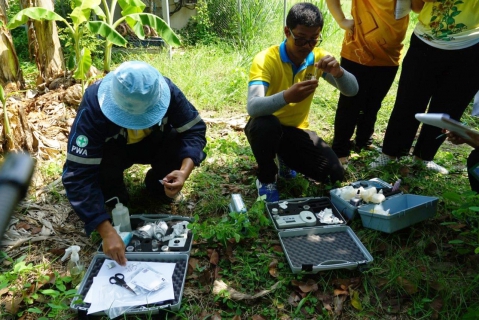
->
xmin=61 ymin=84 xmax=111 ymax=235
xmin=164 ymin=78 xmax=207 ymax=166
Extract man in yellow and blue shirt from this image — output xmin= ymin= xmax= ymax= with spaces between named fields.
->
xmin=244 ymin=2 xmax=358 ymax=202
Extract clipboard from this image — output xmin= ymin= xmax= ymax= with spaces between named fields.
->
xmin=415 ymin=113 xmax=479 ymax=144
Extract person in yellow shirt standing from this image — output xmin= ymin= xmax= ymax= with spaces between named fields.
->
xmin=244 ymin=2 xmax=359 ymax=202
xmin=326 ymin=0 xmax=417 ymax=164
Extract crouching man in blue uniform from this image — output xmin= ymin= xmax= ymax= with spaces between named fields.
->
xmin=62 ymin=61 xmax=207 ymax=266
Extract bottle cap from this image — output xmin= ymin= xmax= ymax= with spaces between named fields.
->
xmin=61 ymin=245 xmax=81 ymax=262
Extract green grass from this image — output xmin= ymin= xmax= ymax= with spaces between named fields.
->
xmin=2 ymin=2 xmax=479 ymax=319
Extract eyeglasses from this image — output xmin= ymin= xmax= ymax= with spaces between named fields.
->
xmin=288 ymin=28 xmax=323 ymax=47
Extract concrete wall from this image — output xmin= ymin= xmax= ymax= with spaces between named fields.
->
xmin=119 ymin=0 xmax=197 ymax=31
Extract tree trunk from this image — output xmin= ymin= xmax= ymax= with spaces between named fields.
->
xmin=21 ymin=0 xmax=65 ymax=85
xmin=0 ymin=1 xmax=24 ymax=91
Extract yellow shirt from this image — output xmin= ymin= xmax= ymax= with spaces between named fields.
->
xmin=416 ymin=1 xmax=479 ymax=49
xmin=340 ymin=0 xmax=409 ymax=66
xmin=249 ymin=42 xmax=330 ymax=129
xmin=127 ymin=128 xmax=152 ymax=144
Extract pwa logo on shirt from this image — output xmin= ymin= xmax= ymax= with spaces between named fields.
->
xmin=71 ymin=135 xmax=88 ymax=156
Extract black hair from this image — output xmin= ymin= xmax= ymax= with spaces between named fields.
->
xmin=286 ymin=2 xmax=324 ymax=30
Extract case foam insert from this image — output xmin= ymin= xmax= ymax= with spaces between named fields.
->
xmin=281 ymin=230 xmax=369 ymax=267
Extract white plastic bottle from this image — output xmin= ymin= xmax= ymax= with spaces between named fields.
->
xmin=109 ymin=197 xmax=132 ymax=232
xmin=61 ymin=245 xmax=85 ymax=287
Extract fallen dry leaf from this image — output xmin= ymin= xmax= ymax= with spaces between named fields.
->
xmin=272 ymin=245 xmax=283 ymax=253
xmin=397 ymin=276 xmax=418 ymax=294
xmin=212 ymin=279 xmax=281 ymax=301
xmin=430 ymin=297 xmax=444 ymax=319
xmin=252 ymin=315 xmax=266 ymax=320
xmin=333 ymin=294 xmax=347 ymax=315
xmin=30 ymin=227 xmax=42 ymax=234
xmin=269 ymin=259 xmax=279 ymax=278
xmin=316 ymin=292 xmax=333 ymax=311
xmin=298 ymin=279 xmax=318 ymax=293
xmin=334 ymin=288 xmax=348 ymax=296
xmin=211 ymin=311 xmax=222 ymax=320
xmin=16 ymin=222 xmax=31 ymax=230
xmin=429 ymin=281 xmax=444 ymax=292
xmin=209 ymin=249 xmax=219 ymax=265
xmin=287 ymin=291 xmax=301 ymax=306
xmin=225 ymin=244 xmax=236 ymax=262
xmin=4 ymin=296 xmax=23 ymax=314
xmin=188 ymin=257 xmax=199 ymax=275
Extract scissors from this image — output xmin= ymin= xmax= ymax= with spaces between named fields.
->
xmin=109 ymin=273 xmax=136 ymax=294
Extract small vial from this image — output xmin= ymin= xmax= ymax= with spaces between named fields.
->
xmin=133 ymin=239 xmax=142 ymax=252
xmin=161 ymin=245 xmax=169 ymax=252
xmin=152 ymin=240 xmax=159 ymax=252
xmin=126 ymin=246 xmax=134 ymax=252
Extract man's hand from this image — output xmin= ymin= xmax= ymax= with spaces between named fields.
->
xmin=97 ymin=220 xmax=127 ymax=266
xmin=316 ymin=55 xmax=343 ymax=78
xmin=162 ymin=158 xmax=195 ymax=198
xmin=445 ymin=130 xmax=466 ymax=145
xmin=283 ymin=80 xmax=318 ymax=103
xmin=162 ymin=170 xmax=188 ymax=198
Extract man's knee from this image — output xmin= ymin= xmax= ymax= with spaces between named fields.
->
xmin=245 ymin=115 xmax=281 ymax=137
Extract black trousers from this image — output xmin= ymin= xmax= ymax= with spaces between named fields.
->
xmin=99 ymin=129 xmax=183 ymax=205
xmin=382 ymin=33 xmax=479 ymax=160
xmin=244 ymin=115 xmax=344 ymax=184
xmin=332 ymin=57 xmax=398 ymax=158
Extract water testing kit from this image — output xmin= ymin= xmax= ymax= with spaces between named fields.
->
xmin=70 ymin=214 xmax=194 ymax=317
xmin=265 ymin=197 xmax=373 ymax=273
xmin=330 ymin=178 xmax=438 ymax=233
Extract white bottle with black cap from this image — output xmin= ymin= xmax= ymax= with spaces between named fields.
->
xmin=349 ymin=190 xmax=363 ymax=207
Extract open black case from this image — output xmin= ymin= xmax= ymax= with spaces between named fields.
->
xmin=70 ymin=214 xmax=194 ymax=317
xmin=265 ymin=197 xmax=373 ymax=273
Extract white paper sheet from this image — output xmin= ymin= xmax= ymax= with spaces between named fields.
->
xmin=415 ymin=113 xmax=479 ymax=144
xmin=84 ymin=260 xmax=177 ymax=315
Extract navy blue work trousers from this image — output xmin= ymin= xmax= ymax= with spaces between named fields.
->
xmin=99 ymin=129 xmax=182 ymax=205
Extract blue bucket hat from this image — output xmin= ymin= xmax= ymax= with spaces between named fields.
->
xmin=98 ymin=61 xmax=171 ymax=129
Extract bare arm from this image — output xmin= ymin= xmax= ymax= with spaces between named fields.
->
xmin=411 ymin=0 xmax=426 ymax=13
xmin=326 ymin=0 xmax=354 ymax=35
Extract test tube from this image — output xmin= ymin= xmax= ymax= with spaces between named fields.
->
xmin=152 ymin=240 xmax=159 ymax=252
xmin=133 ymin=239 xmax=142 ymax=252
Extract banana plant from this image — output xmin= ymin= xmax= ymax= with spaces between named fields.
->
xmin=7 ymin=0 xmax=127 ymax=84
xmin=98 ymin=0 xmax=182 ymax=72
xmin=0 ymin=84 xmax=13 ymax=151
